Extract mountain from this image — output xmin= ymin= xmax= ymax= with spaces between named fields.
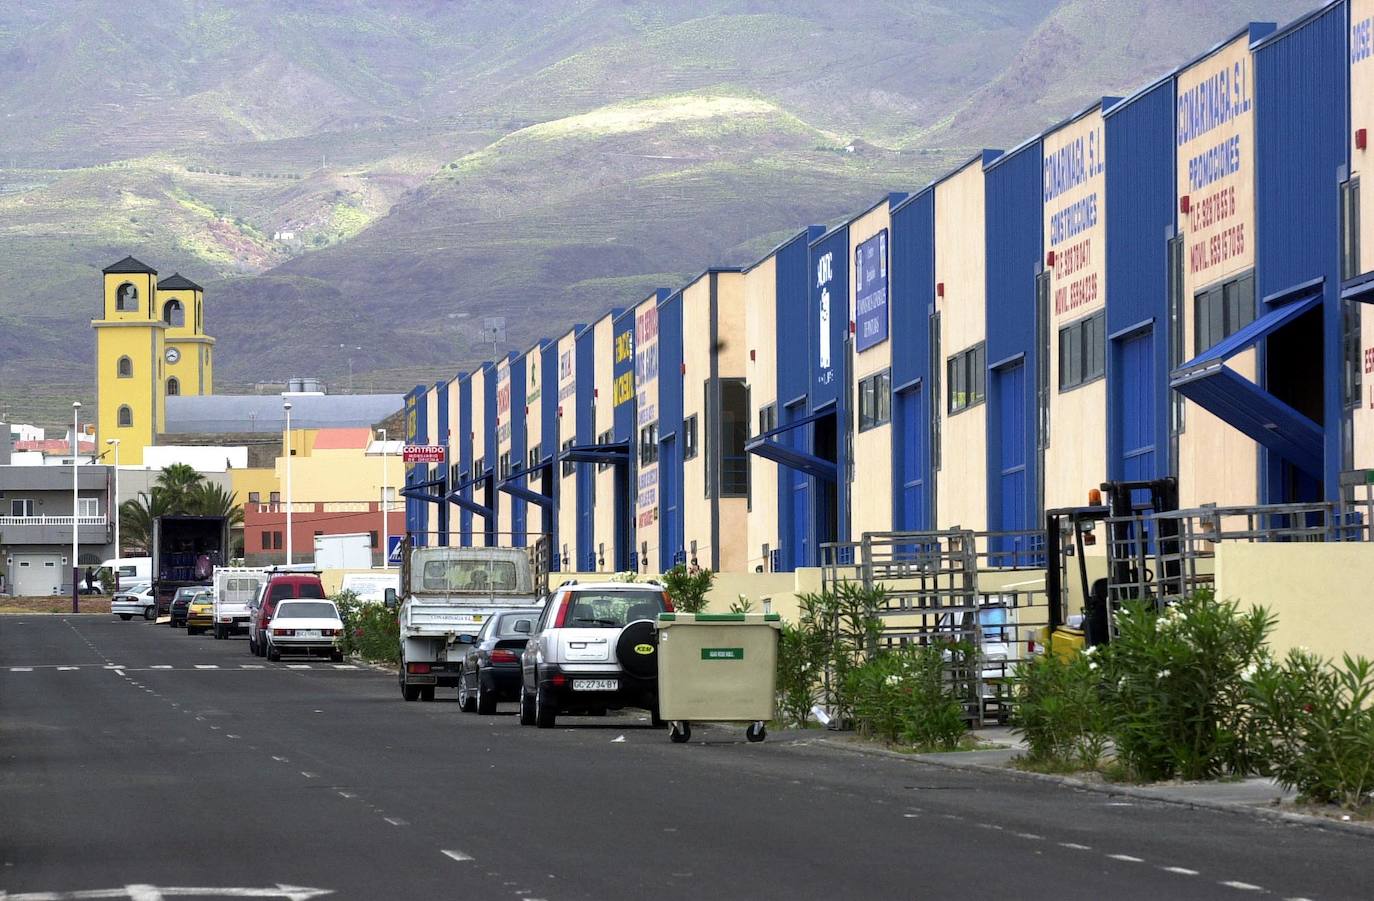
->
xmin=0 ymin=0 xmax=1318 ymax=427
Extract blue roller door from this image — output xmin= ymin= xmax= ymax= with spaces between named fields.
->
xmin=1117 ymin=330 xmax=1156 ymax=482
xmin=896 ymin=384 xmax=925 ymax=530
xmin=994 ymin=363 xmax=1029 ymax=562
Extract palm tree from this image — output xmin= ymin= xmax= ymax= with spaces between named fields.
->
xmin=155 ymin=463 xmax=204 ymax=507
xmin=119 ymin=489 xmax=174 ymax=555
xmin=184 ymin=482 xmax=244 ymax=528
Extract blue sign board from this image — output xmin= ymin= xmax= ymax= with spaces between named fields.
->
xmin=854 ymin=229 xmax=889 ymax=352
xmin=387 ymin=536 xmax=404 ymax=565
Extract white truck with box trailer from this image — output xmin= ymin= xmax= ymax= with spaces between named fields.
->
xmin=313 ymin=532 xmax=373 ymax=570
xmin=385 ymin=544 xmax=545 ymax=702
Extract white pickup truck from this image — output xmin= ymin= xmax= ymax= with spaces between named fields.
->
xmin=212 ymin=566 xmax=269 ymax=640
xmin=386 ymin=545 xmax=544 ymax=702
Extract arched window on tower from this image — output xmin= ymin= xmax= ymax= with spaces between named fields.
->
xmin=115 ymin=283 xmax=138 ymax=312
xmin=117 ymin=406 xmax=133 ymax=428
xmin=117 ymin=356 xmax=133 ymax=378
xmin=167 ymin=377 xmax=180 ymax=396
xmin=163 ymin=300 xmax=185 ymax=327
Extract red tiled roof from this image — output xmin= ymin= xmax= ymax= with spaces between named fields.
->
xmin=310 ymin=427 xmax=371 ymax=450
xmin=14 ymin=439 xmax=96 ymax=454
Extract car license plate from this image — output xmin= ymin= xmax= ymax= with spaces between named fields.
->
xmin=298 ymin=630 xmax=321 ymax=639
xmin=572 ymin=679 xmax=617 ymax=692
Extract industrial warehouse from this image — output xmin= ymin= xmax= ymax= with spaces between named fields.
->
xmin=404 ymin=0 xmax=1374 ymax=581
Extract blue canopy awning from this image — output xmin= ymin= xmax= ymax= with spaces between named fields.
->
xmin=447 ymin=470 xmax=494 ymax=519
xmin=1340 ymin=270 xmax=1374 ymax=303
xmin=1169 ymin=283 xmax=1324 ymax=478
xmin=744 ymin=409 xmax=838 ymax=483
xmin=500 ymin=460 xmax=556 ymax=509
xmin=557 ymin=441 xmax=631 ymax=466
xmin=401 ymin=474 xmax=447 ymax=505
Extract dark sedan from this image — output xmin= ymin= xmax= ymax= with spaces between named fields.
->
xmin=456 ymin=610 xmax=536 ymax=714
xmin=167 ymin=586 xmax=204 ymax=628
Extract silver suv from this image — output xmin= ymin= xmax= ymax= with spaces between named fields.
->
xmin=518 ymin=582 xmax=672 ymax=728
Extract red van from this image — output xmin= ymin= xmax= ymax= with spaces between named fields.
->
xmin=247 ymin=571 xmax=327 ymax=658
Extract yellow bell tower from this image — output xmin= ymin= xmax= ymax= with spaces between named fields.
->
xmin=92 ymin=257 xmax=216 ymax=465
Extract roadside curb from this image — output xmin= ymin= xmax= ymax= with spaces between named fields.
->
xmin=808 ymin=737 xmax=1374 ymax=840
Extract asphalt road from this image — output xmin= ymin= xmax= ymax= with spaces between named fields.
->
xmin=2 ymin=615 xmax=1370 ymax=901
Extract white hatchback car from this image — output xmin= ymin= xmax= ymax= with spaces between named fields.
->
xmin=111 ymin=582 xmax=156 ymax=621
xmin=263 ymin=599 xmax=345 ymax=662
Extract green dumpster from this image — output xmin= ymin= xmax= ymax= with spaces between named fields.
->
xmin=655 ymin=612 xmax=782 ymax=743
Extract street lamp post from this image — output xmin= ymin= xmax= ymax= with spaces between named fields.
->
xmin=283 ymin=400 xmax=293 ymax=565
xmin=378 ymin=428 xmax=390 ymax=570
xmin=106 ymin=438 xmax=120 ymax=590
xmin=71 ymin=401 xmax=80 ymax=613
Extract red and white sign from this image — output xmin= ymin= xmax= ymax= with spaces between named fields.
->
xmin=402 ymin=445 xmax=447 ymax=463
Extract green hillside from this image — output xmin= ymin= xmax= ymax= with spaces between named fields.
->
xmin=0 ymin=0 xmax=1320 ymax=427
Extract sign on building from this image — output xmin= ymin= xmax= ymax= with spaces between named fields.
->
xmin=854 ymin=229 xmax=889 ymax=352
xmin=402 ymin=445 xmax=446 ymax=463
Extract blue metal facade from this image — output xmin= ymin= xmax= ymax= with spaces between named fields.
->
xmin=403 ymin=387 xmax=422 ymax=542
xmin=657 ymin=292 xmax=684 ymax=570
xmin=434 ymin=380 xmax=450 ymax=544
xmin=457 ymin=373 xmax=473 ymax=546
xmin=574 ymin=325 xmax=596 ymax=570
xmin=891 ymin=190 xmax=935 ymax=531
xmin=984 ymin=141 xmax=1044 ymax=544
xmin=480 ymin=362 xmax=498 ymax=547
xmin=1254 ymin=3 xmax=1349 ymax=501
xmin=506 ymin=354 xmax=527 ymax=545
xmin=773 ymin=227 xmax=821 ymax=569
xmin=538 ymin=340 xmax=559 ymax=564
xmin=612 ymin=308 xmax=637 ymax=570
xmin=1105 ymin=78 xmax=1175 ymax=486
xmin=808 ymin=225 xmax=851 ymax=557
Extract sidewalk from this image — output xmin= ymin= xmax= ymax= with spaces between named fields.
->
xmin=810 ymin=727 xmax=1373 ymax=839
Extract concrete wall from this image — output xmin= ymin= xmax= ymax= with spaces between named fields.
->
xmin=1175 ymin=33 xmax=1260 ymax=508
xmin=935 ymin=159 xmax=989 ymax=532
xmin=745 ymin=254 xmax=778 ymax=573
xmin=1216 ymin=542 xmax=1374 ymax=660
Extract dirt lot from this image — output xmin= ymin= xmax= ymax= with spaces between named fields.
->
xmin=0 ymin=596 xmax=112 ymax=614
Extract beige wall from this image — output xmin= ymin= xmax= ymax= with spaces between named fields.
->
xmin=717 ymin=272 xmax=748 ymax=574
xmin=495 ymin=358 xmax=514 ymax=544
xmin=592 ymin=316 xmax=616 ymax=571
xmin=745 ymin=256 xmax=779 ymax=572
xmin=1176 ymin=35 xmax=1259 ymax=507
xmin=633 ymin=296 xmax=661 ymax=568
xmin=1043 ymin=108 xmax=1109 ymax=510
xmin=470 ymin=367 xmax=489 ymax=542
xmin=447 ymin=378 xmax=462 ymax=546
xmin=1217 ymin=542 xmax=1374 ymax=660
xmin=935 ymin=160 xmax=989 ymax=532
xmin=1353 ymin=0 xmax=1374 ymax=467
xmin=682 ymin=277 xmax=711 ymax=567
xmin=850 ymin=202 xmax=895 ymax=536
xmin=555 ymin=330 xmax=580 ymax=567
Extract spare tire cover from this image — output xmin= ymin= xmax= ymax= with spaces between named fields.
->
xmin=616 ymin=620 xmax=659 ymax=679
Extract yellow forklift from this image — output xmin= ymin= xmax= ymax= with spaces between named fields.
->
xmin=1040 ymin=478 xmax=1179 ymax=656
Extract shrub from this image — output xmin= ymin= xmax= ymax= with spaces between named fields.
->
xmin=662 ymin=565 xmax=714 ymax=613
xmin=773 ymin=584 xmax=884 ymax=728
xmin=1251 ymin=650 xmax=1374 ymax=809
xmin=847 ymin=641 xmax=970 ymax=751
xmin=775 ymin=621 xmax=826 ymax=728
xmin=1012 ymin=650 xmax=1110 ymax=770
xmin=1105 ymin=591 xmax=1273 ymax=781
xmin=333 ymin=590 xmax=400 ymax=664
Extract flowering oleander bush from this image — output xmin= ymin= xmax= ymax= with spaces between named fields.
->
xmin=847 ymin=641 xmax=971 ymax=750
xmin=1012 ymin=648 xmax=1110 ymax=771
xmin=1250 ymin=650 xmax=1374 ymax=809
xmin=1105 ymin=591 xmax=1274 ymax=781
xmin=332 ymin=589 xmax=401 ymax=664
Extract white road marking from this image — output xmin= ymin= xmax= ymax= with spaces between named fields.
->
xmin=1162 ymin=867 xmax=1200 ymax=876
xmin=10 ymin=667 xmax=33 ymax=672
xmin=337 ymin=791 xmax=356 ymax=799
xmin=1221 ymin=882 xmax=1264 ymax=892
xmin=1014 ymin=832 xmax=1043 ymax=841
xmin=332 ymin=664 xmax=357 ymax=670
xmin=300 ymin=771 xmax=317 ymax=778
xmin=194 ymin=664 xmax=218 ymax=670
xmin=226 ymin=734 xmax=240 ymax=740
xmin=57 ymin=666 xmax=79 ymax=671
xmin=114 ymin=669 xmax=125 ymax=676
xmin=241 ymin=664 xmax=265 ymax=669
xmin=287 ymin=664 xmax=311 ymax=669
xmin=441 ymin=850 xmax=474 ymax=862
xmin=383 ymin=817 xmax=407 ymax=826
xmin=0 ymin=886 xmax=333 ymax=900
xmin=1109 ymin=854 xmax=1145 ymax=863
xmin=1059 ymin=843 xmax=1092 ymax=850
xmin=272 ymin=756 xmax=289 ymax=763
xmin=151 ymin=665 xmax=173 ymax=669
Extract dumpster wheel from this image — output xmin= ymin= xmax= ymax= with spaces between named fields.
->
xmin=669 ymin=721 xmax=691 ymax=743
xmin=746 ymin=722 xmax=766 ymax=743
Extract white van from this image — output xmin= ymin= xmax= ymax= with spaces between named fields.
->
xmin=100 ymin=557 xmax=152 ymax=588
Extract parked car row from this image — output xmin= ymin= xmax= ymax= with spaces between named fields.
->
xmin=447 ymin=580 xmax=673 ymax=730
xmin=114 ymin=566 xmax=345 ymax=664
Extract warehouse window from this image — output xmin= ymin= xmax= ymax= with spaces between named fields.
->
xmin=1194 ymin=272 xmax=1255 ymax=356
xmin=117 ymin=356 xmax=133 ymax=378
xmin=1167 ymin=234 xmax=1187 ymax=457
xmin=596 ymin=429 xmax=613 ymax=472
xmin=1058 ymin=311 xmax=1106 ymax=392
xmin=720 ymin=378 xmax=750 ymax=497
xmin=527 ymin=443 xmax=541 ymax=471
xmin=473 ymin=456 xmax=485 ymax=481
xmin=683 ymin=415 xmax=698 ymax=460
xmin=757 ymin=403 xmax=777 ymax=438
xmin=1035 ymin=271 xmax=1051 ymax=450
xmin=639 ymin=422 xmax=658 ymax=466
xmin=498 ymin=451 xmax=511 ymax=480
xmin=946 ymin=343 xmax=985 ymax=415
xmin=561 ymin=438 xmax=575 ymax=477
xmin=1342 ymin=177 xmax=1361 ymax=281
xmin=117 ymin=405 xmax=133 ymax=428
xmin=858 ymin=369 xmax=891 ymax=431
xmin=1344 ymin=300 xmax=1362 ymax=412
xmin=930 ymin=311 xmax=942 ymax=471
